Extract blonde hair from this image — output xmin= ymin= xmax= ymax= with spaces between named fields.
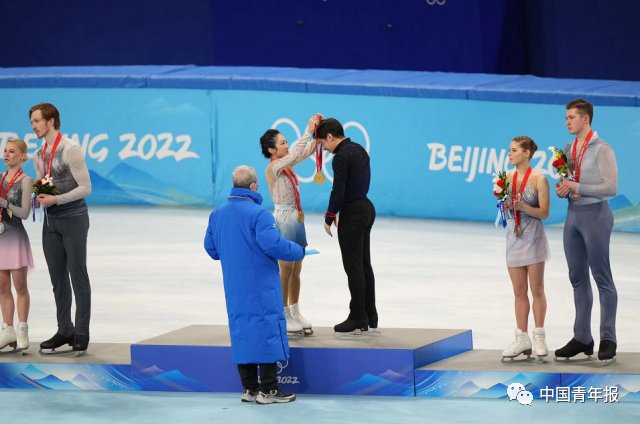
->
xmin=6 ymin=138 xmax=29 ymax=162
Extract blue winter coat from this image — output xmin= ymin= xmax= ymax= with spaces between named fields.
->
xmin=204 ymin=188 xmax=304 ymax=364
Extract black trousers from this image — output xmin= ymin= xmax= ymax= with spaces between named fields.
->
xmin=42 ymin=213 xmax=91 ymax=337
xmin=337 ymin=197 xmax=377 ymax=324
xmin=237 ymin=363 xmax=278 ymax=392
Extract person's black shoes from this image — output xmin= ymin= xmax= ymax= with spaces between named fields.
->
xmin=598 ymin=340 xmax=617 ymax=362
xmin=334 ymin=318 xmax=368 ymax=334
xmin=73 ymin=334 xmax=90 ymax=354
xmin=39 ymin=333 xmax=73 ymax=351
xmin=554 ymin=338 xmax=594 ymax=359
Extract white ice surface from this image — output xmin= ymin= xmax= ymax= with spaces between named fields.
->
xmin=18 ymin=206 xmax=640 ymax=352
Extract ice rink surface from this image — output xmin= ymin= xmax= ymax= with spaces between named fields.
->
xmin=19 ymin=206 xmax=640 ymax=353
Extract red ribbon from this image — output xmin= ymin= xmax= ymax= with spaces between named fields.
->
xmin=0 ymin=168 xmax=24 ymax=224
xmin=571 ymin=129 xmax=594 ymax=183
xmin=282 ymin=167 xmax=302 ymax=214
xmin=314 ymin=124 xmax=322 ymax=175
xmin=42 ymin=132 xmax=62 ymax=178
xmin=512 ymin=166 xmax=532 ymax=228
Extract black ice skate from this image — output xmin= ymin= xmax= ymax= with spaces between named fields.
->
xmin=39 ymin=333 xmax=74 ymax=355
xmin=72 ymin=335 xmax=90 ymax=357
xmin=597 ymin=340 xmax=617 ymax=365
xmin=368 ymin=315 xmax=380 ymax=335
xmin=334 ymin=318 xmax=369 ymax=337
xmin=554 ymin=338 xmax=594 ymax=362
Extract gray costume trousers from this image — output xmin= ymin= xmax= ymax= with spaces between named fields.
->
xmin=563 ymin=201 xmax=617 ymax=344
xmin=42 ymin=213 xmax=91 ymax=337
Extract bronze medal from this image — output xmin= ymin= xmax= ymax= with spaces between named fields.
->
xmin=297 ymin=211 xmax=304 ymax=223
xmin=314 ymin=172 xmax=325 ymax=185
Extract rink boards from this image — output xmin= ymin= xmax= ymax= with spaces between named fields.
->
xmin=1 ymin=325 xmax=639 ymax=401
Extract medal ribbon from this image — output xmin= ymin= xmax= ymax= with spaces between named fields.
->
xmin=512 ymin=166 xmax=532 ymax=228
xmin=42 ymin=132 xmax=62 ymax=178
xmin=0 ymin=169 xmax=24 ymax=224
xmin=571 ymin=129 xmax=593 ymax=183
xmin=314 ymin=124 xmax=322 ymax=176
xmin=282 ymin=167 xmax=302 ymax=214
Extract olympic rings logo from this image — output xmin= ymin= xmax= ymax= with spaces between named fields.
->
xmin=426 ymin=0 xmax=446 ymax=5
xmin=270 ymin=118 xmax=370 ymax=184
xmin=276 ymin=360 xmax=288 ymax=374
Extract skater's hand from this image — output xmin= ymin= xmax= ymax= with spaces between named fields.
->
xmin=570 ymin=192 xmax=582 ymax=201
xmin=555 ymin=181 xmax=571 ymax=198
xmin=512 ymin=194 xmax=526 ymax=212
xmin=559 ymin=177 xmax=578 ymax=193
xmin=324 ymin=222 xmax=333 ymax=237
xmin=37 ymin=193 xmax=58 ymax=208
xmin=307 ymin=113 xmax=324 ymax=134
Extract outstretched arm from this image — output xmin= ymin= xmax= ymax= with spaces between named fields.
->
xmin=255 ymin=209 xmax=304 ymax=261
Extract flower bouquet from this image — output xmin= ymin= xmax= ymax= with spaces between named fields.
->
xmin=32 ymin=176 xmax=59 ymax=221
xmin=548 ymin=146 xmax=574 ymax=198
xmin=492 ymin=171 xmax=510 ymax=228
xmin=33 ymin=175 xmax=59 ymax=196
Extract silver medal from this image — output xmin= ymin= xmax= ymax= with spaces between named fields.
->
xmin=0 ymin=222 xmax=4 ymax=235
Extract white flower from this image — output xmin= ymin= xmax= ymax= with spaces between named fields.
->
xmin=493 ymin=184 xmax=502 ymax=193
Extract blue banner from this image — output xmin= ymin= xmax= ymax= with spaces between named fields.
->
xmin=1 ymin=88 xmax=213 ymax=205
xmin=2 ymin=87 xmax=638 ymax=230
xmin=214 ymin=91 xmax=640 ymax=226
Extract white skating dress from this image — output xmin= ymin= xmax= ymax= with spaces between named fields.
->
xmin=505 ymin=184 xmax=549 ymax=267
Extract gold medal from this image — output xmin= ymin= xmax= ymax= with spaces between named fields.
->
xmin=297 ymin=211 xmax=305 ymax=223
xmin=314 ymin=172 xmax=325 ymax=185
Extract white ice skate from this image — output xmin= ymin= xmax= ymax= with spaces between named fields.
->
xmin=16 ymin=322 xmax=29 ymax=351
xmin=284 ymin=306 xmax=304 ymax=337
xmin=0 ymin=323 xmax=22 ymax=355
xmin=501 ymin=329 xmax=533 ymax=362
xmin=289 ymin=303 xmax=313 ymax=336
xmin=532 ymin=327 xmax=548 ymax=361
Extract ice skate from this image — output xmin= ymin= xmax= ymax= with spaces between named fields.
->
xmin=597 ymin=340 xmax=617 ymax=366
xmin=554 ymin=338 xmax=594 ymax=362
xmin=73 ymin=334 xmax=89 ymax=357
xmin=501 ymin=329 xmax=533 ymax=362
xmin=334 ymin=318 xmax=369 ymax=337
xmin=284 ymin=306 xmax=304 ymax=337
xmin=39 ymin=333 xmax=74 ymax=355
xmin=532 ymin=327 xmax=548 ymax=361
xmin=16 ymin=322 xmax=29 ymax=351
xmin=289 ymin=303 xmax=313 ymax=336
xmin=0 ymin=323 xmax=21 ymax=354
xmin=368 ymin=315 xmax=380 ymax=335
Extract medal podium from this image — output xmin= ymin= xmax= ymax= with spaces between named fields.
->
xmin=1 ymin=325 xmax=640 ymax=402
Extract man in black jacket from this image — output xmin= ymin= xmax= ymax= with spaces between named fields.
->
xmin=316 ymin=118 xmax=377 ymax=334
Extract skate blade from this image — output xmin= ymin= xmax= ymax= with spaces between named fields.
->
xmin=39 ymin=347 xmax=75 ymax=355
xmin=597 ymin=357 xmax=617 ymax=366
xmin=501 ymin=355 xmax=533 ymax=363
xmin=553 ymin=355 xmax=593 ymax=363
xmin=286 ymin=331 xmax=305 ymax=339
xmin=0 ymin=346 xmax=26 ymax=355
xmin=74 ymin=350 xmax=87 ymax=357
xmin=334 ymin=329 xmax=370 ymax=338
xmin=302 ymin=329 xmax=314 ymax=336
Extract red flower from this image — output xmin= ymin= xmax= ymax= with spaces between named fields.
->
xmin=552 ymin=158 xmax=565 ymax=167
xmin=36 ymin=180 xmax=42 ymax=185
xmin=496 ymin=179 xmax=504 ymax=188
xmin=494 ymin=190 xmax=501 ymax=197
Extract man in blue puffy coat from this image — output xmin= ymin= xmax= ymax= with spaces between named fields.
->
xmin=204 ymin=165 xmax=304 ymax=404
